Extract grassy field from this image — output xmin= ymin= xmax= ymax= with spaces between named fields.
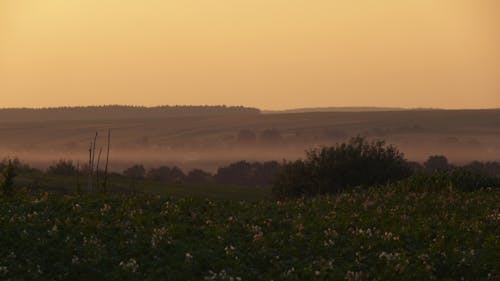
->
xmin=1 ymin=186 xmax=498 ymax=280
xmin=2 ymin=109 xmax=500 ymax=171
xmin=15 ymin=171 xmax=271 ymax=201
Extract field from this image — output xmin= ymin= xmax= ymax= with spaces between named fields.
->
xmin=14 ymin=170 xmax=270 ymax=201
xmin=1 ymin=108 xmax=500 ymax=172
xmin=1 ymin=186 xmax=498 ymax=280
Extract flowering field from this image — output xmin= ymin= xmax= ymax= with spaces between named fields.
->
xmin=1 ymin=187 xmax=498 ymax=280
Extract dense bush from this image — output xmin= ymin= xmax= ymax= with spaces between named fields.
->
xmin=185 ymin=169 xmax=213 ymax=184
xmin=0 ymin=158 xmax=35 ymax=174
xmin=273 ymin=137 xmax=412 ymax=198
xmin=147 ymin=166 xmax=185 ymax=183
xmin=398 ymin=169 xmax=500 ymax=192
xmin=215 ymin=161 xmax=282 ymax=187
xmin=423 ymin=155 xmax=452 ymax=173
xmin=123 ymin=165 xmax=146 ymax=179
xmin=0 ymin=160 xmax=16 ymax=195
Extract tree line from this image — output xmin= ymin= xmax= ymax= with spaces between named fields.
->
xmin=0 ymin=105 xmax=260 ymax=122
xmin=2 ymin=137 xmax=499 ymax=196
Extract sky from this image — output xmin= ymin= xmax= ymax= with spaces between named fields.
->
xmin=0 ymin=0 xmax=499 ymax=110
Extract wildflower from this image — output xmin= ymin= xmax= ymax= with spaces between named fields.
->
xmin=100 ymin=203 xmax=111 ymax=214
xmin=345 ymin=270 xmax=364 ymax=281
xmin=225 ymin=245 xmax=236 ymax=256
xmin=0 ymin=266 xmax=8 ymax=274
xmin=72 ymin=203 xmax=81 ymax=212
xmin=151 ymin=227 xmax=169 ymax=248
xmin=48 ymin=224 xmax=58 ymax=235
xmin=119 ymin=258 xmax=139 ymax=272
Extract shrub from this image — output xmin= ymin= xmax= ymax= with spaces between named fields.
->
xmin=47 ymin=159 xmax=77 ymax=176
xmin=399 ymin=169 xmax=500 ymax=192
xmin=186 ymin=169 xmax=213 ymax=184
xmin=273 ymin=137 xmax=412 ymax=198
xmin=0 ymin=160 xmax=17 ymax=195
xmin=147 ymin=166 xmax=185 ymax=183
xmin=424 ymin=155 xmax=452 ymax=173
xmin=215 ymin=161 xmax=282 ymax=187
xmin=123 ymin=164 xmax=146 ymax=179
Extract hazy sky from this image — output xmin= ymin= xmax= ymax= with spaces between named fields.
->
xmin=1 ymin=0 xmax=499 ymax=109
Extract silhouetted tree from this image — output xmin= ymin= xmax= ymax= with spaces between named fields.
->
xmin=215 ymin=161 xmax=254 ymax=186
xmin=47 ymin=160 xmax=77 ymax=176
xmin=424 ymin=155 xmax=451 ymax=173
xmin=186 ymin=169 xmax=213 ymax=184
xmin=147 ymin=166 xmax=185 ymax=183
xmin=463 ymin=161 xmax=500 ymax=178
xmin=123 ymin=164 xmax=146 ymax=179
xmin=214 ymin=161 xmax=282 ymax=187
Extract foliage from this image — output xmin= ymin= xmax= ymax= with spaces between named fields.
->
xmin=273 ymin=137 xmax=412 ymax=198
xmin=147 ymin=166 xmax=185 ymax=183
xmin=423 ymin=155 xmax=452 ymax=173
xmin=185 ymin=169 xmax=213 ymax=184
xmin=215 ymin=161 xmax=282 ymax=187
xmin=123 ymin=165 xmax=146 ymax=180
xmin=398 ymin=169 xmax=500 ymax=192
xmin=47 ymin=160 xmax=78 ymax=176
xmin=0 ymin=187 xmax=498 ymax=280
xmin=0 ymin=160 xmax=17 ymax=195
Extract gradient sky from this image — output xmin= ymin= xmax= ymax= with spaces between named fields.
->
xmin=1 ymin=0 xmax=499 ymax=109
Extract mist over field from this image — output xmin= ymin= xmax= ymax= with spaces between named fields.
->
xmin=1 ymin=106 xmax=499 ymax=172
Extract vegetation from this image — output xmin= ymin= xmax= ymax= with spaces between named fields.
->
xmin=273 ymin=137 xmax=412 ymax=198
xmin=0 ymin=160 xmax=17 ymax=195
xmin=0 ymin=186 xmax=498 ymax=280
xmin=47 ymin=160 xmax=78 ymax=176
xmin=0 ymin=105 xmax=260 ymax=122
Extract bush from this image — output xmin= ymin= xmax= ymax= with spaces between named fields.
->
xmin=186 ymin=169 xmax=213 ymax=184
xmin=47 ymin=159 xmax=77 ymax=176
xmin=123 ymin=165 xmax=146 ymax=179
xmin=273 ymin=137 xmax=412 ymax=198
xmin=399 ymin=169 xmax=500 ymax=192
xmin=147 ymin=166 xmax=185 ymax=183
xmin=424 ymin=155 xmax=452 ymax=173
xmin=215 ymin=161 xmax=282 ymax=187
xmin=0 ymin=160 xmax=17 ymax=195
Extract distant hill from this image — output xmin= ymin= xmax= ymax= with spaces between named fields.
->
xmin=0 ymin=105 xmax=260 ymax=122
xmin=263 ymin=106 xmax=437 ymax=114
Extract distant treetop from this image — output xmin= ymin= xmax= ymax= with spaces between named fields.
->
xmin=0 ymin=105 xmax=261 ymax=122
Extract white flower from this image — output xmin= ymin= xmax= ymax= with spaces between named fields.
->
xmin=119 ymin=258 xmax=139 ymax=272
xmin=185 ymin=253 xmax=193 ymax=263
xmin=0 ymin=266 xmax=8 ymax=274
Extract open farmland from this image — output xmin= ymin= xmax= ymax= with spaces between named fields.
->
xmin=1 ymin=108 xmax=499 ymax=172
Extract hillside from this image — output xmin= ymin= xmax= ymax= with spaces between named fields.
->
xmin=0 ymin=105 xmax=260 ymax=122
xmin=1 ymin=108 xmax=499 ymax=171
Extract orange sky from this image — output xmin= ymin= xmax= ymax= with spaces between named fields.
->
xmin=1 ymin=0 xmax=499 ymax=109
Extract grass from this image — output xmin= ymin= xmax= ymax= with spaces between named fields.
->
xmin=0 ymin=185 xmax=498 ymax=280
xmin=15 ymin=170 xmax=271 ymax=201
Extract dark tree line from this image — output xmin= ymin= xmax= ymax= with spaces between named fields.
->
xmin=0 ymin=105 xmax=260 ymax=122
xmin=121 ymin=161 xmax=282 ymax=187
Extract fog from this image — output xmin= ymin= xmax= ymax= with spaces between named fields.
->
xmin=1 ymin=108 xmax=499 ymax=172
